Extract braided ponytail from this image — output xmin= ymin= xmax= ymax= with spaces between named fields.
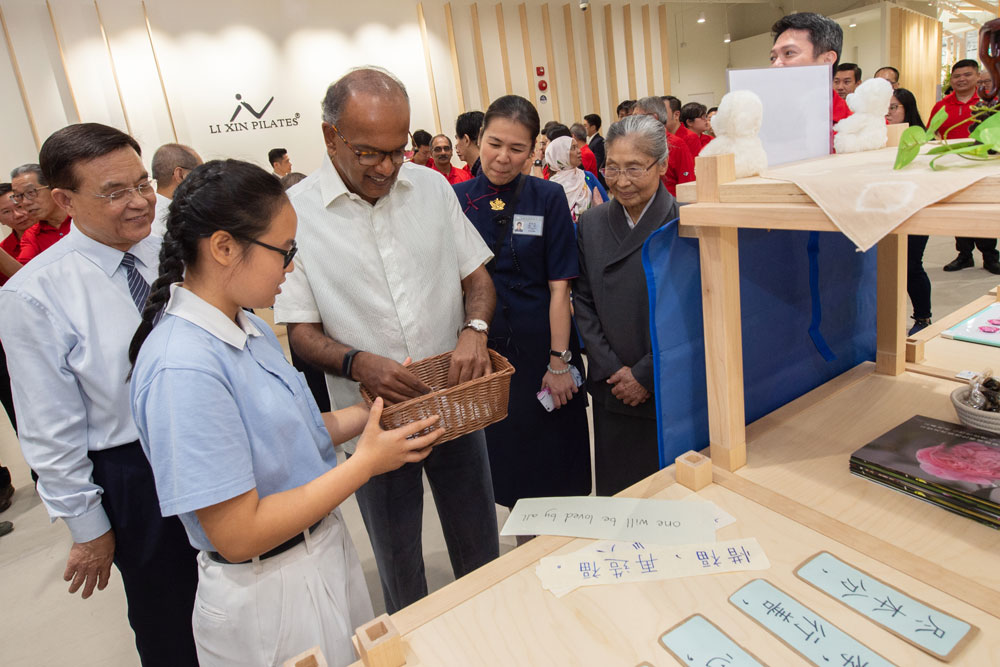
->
xmin=128 ymin=159 xmax=286 ymax=373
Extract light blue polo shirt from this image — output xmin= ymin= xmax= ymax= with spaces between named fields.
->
xmin=131 ymin=285 xmax=337 ymax=551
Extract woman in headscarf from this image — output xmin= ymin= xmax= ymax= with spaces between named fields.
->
xmin=544 ymin=135 xmax=607 ymax=223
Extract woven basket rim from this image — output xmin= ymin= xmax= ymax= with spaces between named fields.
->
xmin=360 ymin=349 xmax=514 ymax=415
xmin=951 ymin=385 xmax=1000 ymax=418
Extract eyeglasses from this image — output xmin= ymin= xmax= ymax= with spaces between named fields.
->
xmin=79 ymin=181 xmax=155 ymax=205
xmin=330 ymin=124 xmax=406 ymax=167
xmin=888 ymin=104 xmax=901 ymax=112
xmin=10 ymin=186 xmax=50 ymax=203
xmin=431 ymin=146 xmax=451 ymax=154
xmin=600 ymin=161 xmax=658 ymax=181
xmin=248 ymin=238 xmax=297 ymax=268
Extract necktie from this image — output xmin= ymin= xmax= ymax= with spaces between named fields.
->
xmin=121 ymin=252 xmax=151 ymax=313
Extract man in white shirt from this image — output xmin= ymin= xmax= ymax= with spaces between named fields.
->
xmin=274 ymin=67 xmax=500 ymax=614
xmin=0 ymin=123 xmax=198 ymax=666
xmin=150 ymin=143 xmax=201 ymax=237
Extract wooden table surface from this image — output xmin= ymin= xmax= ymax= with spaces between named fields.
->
xmin=346 ymin=367 xmax=1000 ymax=666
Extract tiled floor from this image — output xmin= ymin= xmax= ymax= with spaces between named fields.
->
xmin=0 ymin=235 xmax=996 ymax=666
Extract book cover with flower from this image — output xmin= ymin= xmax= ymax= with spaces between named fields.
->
xmin=851 ymin=415 xmax=1000 ymax=528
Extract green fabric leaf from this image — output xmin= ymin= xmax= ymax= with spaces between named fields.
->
xmin=926 ymin=107 xmax=950 ymax=138
xmin=970 ymin=110 xmax=1000 ymax=142
xmin=927 ymin=141 xmax=977 ymax=154
xmin=893 ymin=126 xmax=928 ymax=169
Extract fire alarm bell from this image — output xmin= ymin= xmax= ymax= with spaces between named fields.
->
xmin=538 ymin=80 xmax=548 ymax=91
xmin=536 ymin=66 xmax=545 ymax=76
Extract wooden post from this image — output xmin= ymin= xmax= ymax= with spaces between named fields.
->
xmin=875 ymin=234 xmax=907 ymax=376
xmin=694 ymin=154 xmax=747 ymax=472
xmin=675 ymin=451 xmax=712 ymax=491
xmin=355 ymin=614 xmax=406 ymax=667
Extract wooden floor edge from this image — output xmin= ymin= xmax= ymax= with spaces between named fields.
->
xmin=745 ymin=362 xmax=875 ymax=444
xmin=713 ymin=468 xmax=1000 ymax=619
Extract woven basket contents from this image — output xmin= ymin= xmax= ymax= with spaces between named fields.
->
xmin=360 ymin=349 xmax=515 ymax=444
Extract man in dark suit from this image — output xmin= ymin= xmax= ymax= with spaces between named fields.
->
xmin=584 ymin=114 xmax=605 ymax=170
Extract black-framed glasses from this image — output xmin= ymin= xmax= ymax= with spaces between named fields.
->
xmin=10 ymin=186 xmax=50 ymax=203
xmin=330 ymin=124 xmax=406 ymax=167
xmin=248 ymin=238 xmax=297 ymax=268
xmin=600 ymin=161 xmax=658 ymax=181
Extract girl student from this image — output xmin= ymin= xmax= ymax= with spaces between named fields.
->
xmin=128 ymin=159 xmax=442 ymax=666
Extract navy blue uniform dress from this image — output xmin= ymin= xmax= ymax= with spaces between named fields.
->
xmin=454 ymin=173 xmax=591 ymax=507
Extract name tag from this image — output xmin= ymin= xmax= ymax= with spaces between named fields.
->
xmin=512 ymin=214 xmax=544 ymax=236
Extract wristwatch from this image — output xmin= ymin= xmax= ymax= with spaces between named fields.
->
xmin=550 ymin=349 xmax=572 ymax=363
xmin=341 ymin=349 xmax=362 ymax=380
xmin=460 ymin=318 xmax=490 ymax=336
xmin=533 ymin=159 xmax=543 ymax=167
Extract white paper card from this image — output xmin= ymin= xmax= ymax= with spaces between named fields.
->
xmin=501 ymin=496 xmax=716 ymax=544
xmin=536 ymin=537 xmax=770 ymax=597
xmin=727 ymin=65 xmax=832 ymax=166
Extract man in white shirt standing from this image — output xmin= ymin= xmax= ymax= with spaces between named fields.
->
xmin=274 ymin=67 xmax=500 ymax=614
xmin=0 ymin=123 xmax=198 ymax=666
xmin=150 ymin=143 xmax=201 ymax=237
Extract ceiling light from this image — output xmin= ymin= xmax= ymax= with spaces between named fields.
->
xmin=697 ymin=12 xmax=706 ymax=23
xmin=723 ymin=32 xmax=731 ymax=43
xmin=849 ymin=18 xmax=857 ymax=28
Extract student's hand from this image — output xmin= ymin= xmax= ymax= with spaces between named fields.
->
xmin=64 ymin=529 xmax=115 ymax=599
xmin=353 ymin=352 xmax=432 ymax=405
xmin=541 ymin=365 xmax=578 ymax=409
xmin=354 ymin=398 xmax=443 ymax=477
xmin=608 ymin=366 xmax=650 ymax=407
xmin=447 ymin=329 xmax=491 ymax=387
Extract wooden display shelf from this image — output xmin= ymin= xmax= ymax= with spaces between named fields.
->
xmin=678 ymin=152 xmax=1000 ymax=472
xmin=348 ymin=470 xmax=1000 ymax=666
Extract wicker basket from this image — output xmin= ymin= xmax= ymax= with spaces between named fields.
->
xmin=359 ymin=349 xmax=515 ymax=444
xmin=951 ymin=386 xmax=1000 ymax=435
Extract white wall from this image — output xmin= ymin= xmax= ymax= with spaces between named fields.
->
xmin=0 ymin=0 xmax=891 ymax=179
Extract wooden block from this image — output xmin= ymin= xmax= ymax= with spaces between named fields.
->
xmin=283 ymin=646 xmax=328 ymax=667
xmin=355 ymin=614 xmax=405 ymax=667
xmin=905 ymin=337 xmax=925 ymax=364
xmin=886 ymin=122 xmax=908 ymax=147
xmin=674 ymin=450 xmax=712 ymax=491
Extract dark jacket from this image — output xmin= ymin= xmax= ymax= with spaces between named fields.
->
xmin=573 ymin=183 xmax=679 ymax=404
xmin=588 ymin=133 xmax=606 ymax=169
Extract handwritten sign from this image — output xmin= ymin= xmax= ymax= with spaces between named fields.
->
xmin=730 ymin=579 xmax=895 ymax=667
xmin=536 ymin=537 xmax=769 ymax=597
xmin=659 ymin=614 xmax=765 ymax=667
xmin=501 ymin=496 xmax=716 ymax=544
xmin=796 ymin=552 xmax=977 ymax=661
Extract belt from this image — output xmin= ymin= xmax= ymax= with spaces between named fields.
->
xmin=207 ymin=518 xmax=324 ymax=565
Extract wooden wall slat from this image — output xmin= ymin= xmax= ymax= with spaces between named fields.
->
xmin=563 ymin=4 xmax=581 ymax=122
xmin=495 ymin=4 xmax=512 ymax=95
xmin=623 ymin=4 xmax=636 ymax=99
xmin=470 ymin=3 xmax=490 ymax=110
xmin=416 ymin=2 xmax=442 ymax=133
xmin=46 ymin=0 xmax=80 ymax=122
xmin=94 ymin=0 xmax=132 ymax=135
xmin=444 ymin=3 xmax=466 ymax=113
xmin=518 ymin=3 xmax=534 ymax=103
xmin=603 ymin=4 xmax=619 ymax=121
xmin=658 ymin=3 xmax=671 ymax=94
xmin=541 ymin=3 xmax=559 ymax=118
xmin=584 ymin=5 xmax=600 ymax=114
xmin=642 ymin=4 xmax=654 ymax=96
xmin=141 ymin=0 xmax=177 ymax=141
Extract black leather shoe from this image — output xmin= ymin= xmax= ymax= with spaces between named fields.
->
xmin=943 ymin=254 xmax=974 ymax=271
xmin=0 ymin=521 xmax=12 ymax=538
xmin=0 ymin=483 xmax=12 ymax=513
xmin=985 ymin=259 xmax=1000 ymax=275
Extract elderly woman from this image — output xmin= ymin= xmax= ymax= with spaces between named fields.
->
xmin=573 ymin=114 xmax=679 ymax=495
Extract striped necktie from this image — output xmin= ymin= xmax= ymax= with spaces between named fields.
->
xmin=121 ymin=252 xmax=151 ymax=313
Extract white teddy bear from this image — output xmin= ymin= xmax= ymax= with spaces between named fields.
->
xmin=833 ymin=77 xmax=893 ymax=154
xmin=700 ymin=90 xmax=768 ymax=178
